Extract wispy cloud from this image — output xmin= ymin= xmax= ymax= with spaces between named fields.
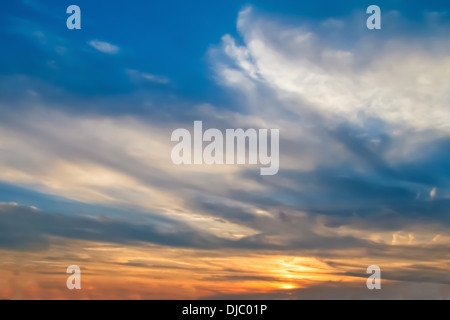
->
xmin=88 ymin=40 xmax=120 ymax=54
xmin=126 ymin=69 xmax=170 ymax=84
xmin=1 ymin=3 xmax=450 ymax=299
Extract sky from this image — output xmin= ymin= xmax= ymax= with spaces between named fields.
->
xmin=0 ymin=0 xmax=450 ymax=299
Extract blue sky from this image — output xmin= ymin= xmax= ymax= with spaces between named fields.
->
xmin=0 ymin=0 xmax=450 ymax=299
xmin=2 ymin=0 xmax=449 ymax=107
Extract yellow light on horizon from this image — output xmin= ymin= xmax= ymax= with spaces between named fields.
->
xmin=278 ymin=283 xmax=297 ymax=290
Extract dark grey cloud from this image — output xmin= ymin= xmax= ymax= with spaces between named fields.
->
xmin=0 ymin=203 xmax=227 ymax=251
xmin=204 ymin=281 xmax=450 ymax=300
xmin=0 ymin=203 xmax=376 ymax=253
xmin=345 ymin=264 xmax=450 ymax=286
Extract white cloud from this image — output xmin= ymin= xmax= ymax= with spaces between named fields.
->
xmin=212 ymin=7 xmax=450 ymax=135
xmin=126 ymin=69 xmax=169 ymax=84
xmin=430 ymin=187 xmax=437 ymax=198
xmin=88 ymin=40 xmax=120 ymax=54
xmin=0 ymin=101 xmax=259 ymax=240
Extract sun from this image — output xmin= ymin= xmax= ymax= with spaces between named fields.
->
xmin=278 ymin=283 xmax=297 ymax=290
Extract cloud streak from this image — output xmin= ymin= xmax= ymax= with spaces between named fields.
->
xmin=88 ymin=40 xmax=120 ymax=54
xmin=0 ymin=3 xmax=450 ymax=299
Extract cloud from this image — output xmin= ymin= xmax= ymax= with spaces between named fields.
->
xmin=126 ymin=69 xmax=170 ymax=84
xmin=213 ymin=6 xmax=450 ymax=134
xmin=204 ymin=281 xmax=450 ymax=300
xmin=0 ymin=202 xmax=373 ymax=253
xmin=1 ymin=5 xmax=450 ymax=298
xmin=1 ymin=4 xmax=450 ymax=258
xmin=0 ymin=202 xmax=233 ymax=251
xmin=430 ymin=187 xmax=437 ymax=198
xmin=88 ymin=40 xmax=120 ymax=54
